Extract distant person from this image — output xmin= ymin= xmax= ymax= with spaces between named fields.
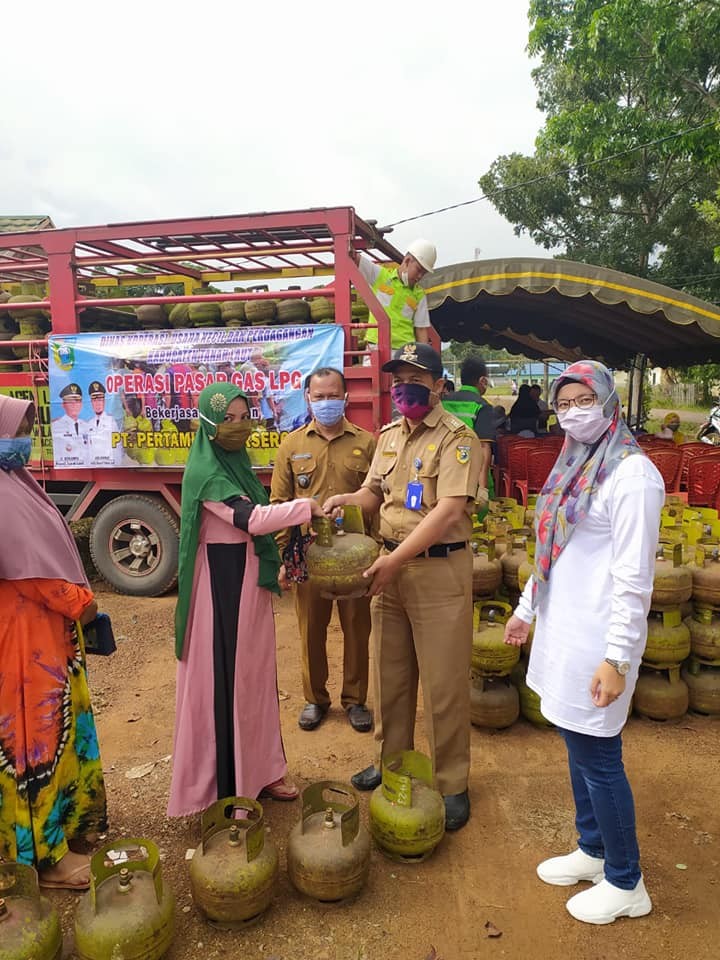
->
xmin=655 ymin=412 xmax=686 ymax=445
xmin=529 ymin=383 xmax=551 ymax=430
xmin=509 ymin=384 xmax=540 ymax=436
xmin=443 ymin=355 xmax=494 ymax=500
xmin=493 ymin=404 xmax=509 ymax=434
xmin=355 ymin=239 xmax=437 ymax=349
xmin=511 ymin=379 xmax=518 ymax=396
xmin=442 ymin=380 xmax=456 ymax=397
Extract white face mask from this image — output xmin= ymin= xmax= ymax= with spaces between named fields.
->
xmin=557 ymin=404 xmax=612 ymax=444
xmin=399 ymin=269 xmax=409 ymax=286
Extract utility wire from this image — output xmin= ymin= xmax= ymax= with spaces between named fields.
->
xmin=380 ymin=120 xmax=718 ymax=230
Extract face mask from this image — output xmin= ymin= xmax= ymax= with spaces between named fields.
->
xmin=310 ymin=398 xmax=346 ymax=427
xmin=558 ymin=405 xmax=612 ymax=444
xmin=399 ymin=269 xmax=409 ymax=286
xmin=667 ymin=421 xmax=679 ymax=432
xmin=0 ymin=436 xmax=32 ymax=470
xmin=214 ymin=420 xmax=254 ymax=451
xmin=391 ymin=382 xmax=432 ymax=420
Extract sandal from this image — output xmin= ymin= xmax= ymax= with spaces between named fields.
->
xmin=259 ymin=777 xmax=300 ymax=801
xmin=39 ymin=862 xmax=91 ymax=891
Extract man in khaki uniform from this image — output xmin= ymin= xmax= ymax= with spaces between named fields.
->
xmin=324 ymin=343 xmax=483 ymax=830
xmin=271 ymin=367 xmax=376 ymax=733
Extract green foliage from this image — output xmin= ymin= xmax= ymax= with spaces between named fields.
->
xmin=673 ymin=362 xmax=720 ymax=405
xmin=480 ymin=0 xmax=720 ymax=294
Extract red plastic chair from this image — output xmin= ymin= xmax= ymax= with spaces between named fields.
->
xmin=645 ymin=446 xmax=683 ymax=493
xmin=514 ymin=447 xmax=560 ymax=505
xmin=501 ymin=440 xmax=536 ymax=498
xmin=687 ymin=454 xmax=720 ymax=507
xmin=680 ymin=443 xmax=714 ymax=490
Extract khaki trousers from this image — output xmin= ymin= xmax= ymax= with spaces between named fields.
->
xmin=371 ymin=546 xmax=473 ymax=796
xmin=294 ymin=580 xmax=371 ymax=710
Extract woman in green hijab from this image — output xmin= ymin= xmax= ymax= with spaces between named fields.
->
xmin=168 ymin=382 xmax=324 ymax=815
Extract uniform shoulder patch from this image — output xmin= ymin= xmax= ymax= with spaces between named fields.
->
xmin=456 ymin=441 xmax=472 ymax=465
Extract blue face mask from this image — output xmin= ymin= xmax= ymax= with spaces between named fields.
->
xmin=0 ymin=436 xmax=32 ymax=470
xmin=310 ymin=398 xmax=346 ymax=427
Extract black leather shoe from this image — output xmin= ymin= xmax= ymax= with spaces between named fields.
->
xmin=444 ymin=790 xmax=470 ymax=831
xmin=351 ymin=764 xmax=382 ymax=791
xmin=346 ymin=704 xmax=373 ymax=733
xmin=298 ymin=703 xmax=327 ymax=731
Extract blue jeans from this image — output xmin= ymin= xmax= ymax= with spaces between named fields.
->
xmin=560 ymin=728 xmax=641 ymax=890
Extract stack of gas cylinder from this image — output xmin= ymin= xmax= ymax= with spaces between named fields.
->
xmin=467 ymin=498 xmax=550 ymax=730
xmin=635 ymin=499 xmax=720 ymax=721
xmin=1 ymin=755 xmax=449 ymax=957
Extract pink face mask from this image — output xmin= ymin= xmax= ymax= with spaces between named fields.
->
xmin=558 ymin=405 xmax=612 ymax=444
xmin=391 ymin=382 xmax=432 ymax=419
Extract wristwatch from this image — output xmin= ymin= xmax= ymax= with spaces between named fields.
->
xmin=605 ymin=658 xmax=631 ymax=676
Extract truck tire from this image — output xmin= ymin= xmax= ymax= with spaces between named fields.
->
xmin=90 ymin=494 xmax=180 ymax=597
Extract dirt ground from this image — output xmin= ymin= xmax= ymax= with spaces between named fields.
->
xmin=47 ymin=586 xmax=720 ymax=960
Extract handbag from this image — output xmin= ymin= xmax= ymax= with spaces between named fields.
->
xmin=81 ymin=612 xmax=117 ymax=656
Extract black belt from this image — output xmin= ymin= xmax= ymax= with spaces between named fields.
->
xmin=383 ymin=538 xmax=467 ymax=559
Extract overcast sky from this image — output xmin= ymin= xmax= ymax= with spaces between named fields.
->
xmin=2 ymin=0 xmax=547 ymax=266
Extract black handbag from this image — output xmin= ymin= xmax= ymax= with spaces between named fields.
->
xmin=82 ymin=613 xmax=117 ymax=656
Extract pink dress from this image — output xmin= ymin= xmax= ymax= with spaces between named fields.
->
xmin=168 ymin=498 xmax=312 ymax=816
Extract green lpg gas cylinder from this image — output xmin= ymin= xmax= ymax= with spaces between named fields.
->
xmin=633 ymin=666 xmax=689 ymax=722
xmin=681 ymin=658 xmax=720 ymax=716
xmin=0 ymin=863 xmax=62 ymax=960
xmin=74 ymin=839 xmax=175 ymax=960
xmin=189 ymin=797 xmax=278 ymax=928
xmin=306 ymin=506 xmax=379 ymax=599
xmin=652 ymin=544 xmax=692 ymax=608
xmin=472 ymin=601 xmax=519 ymax=676
xmin=470 ymin=536 xmax=502 ymax=599
xmin=510 ymin=660 xmax=554 ymax=728
xmin=287 ymin=781 xmax=370 ymax=902
xmin=369 ymin=751 xmax=445 ymax=863
xmin=469 ymin=673 xmax=520 ymax=729
xmin=687 ymin=606 xmax=720 ymax=665
xmin=644 ymin=608 xmax=691 ymax=669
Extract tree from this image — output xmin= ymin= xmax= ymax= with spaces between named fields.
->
xmin=480 ymin=0 xmax=720 ymax=295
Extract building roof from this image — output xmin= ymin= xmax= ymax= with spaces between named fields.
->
xmin=0 ymin=215 xmax=55 ymax=234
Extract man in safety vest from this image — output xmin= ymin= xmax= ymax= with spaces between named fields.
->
xmin=442 ymin=355 xmax=494 ymax=502
xmin=355 ymin=239 xmax=437 ymax=349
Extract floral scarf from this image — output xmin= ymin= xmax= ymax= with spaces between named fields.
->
xmin=532 ymin=360 xmax=641 ymax=605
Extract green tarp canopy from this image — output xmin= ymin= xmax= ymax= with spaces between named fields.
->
xmin=424 ymin=258 xmax=720 ymax=368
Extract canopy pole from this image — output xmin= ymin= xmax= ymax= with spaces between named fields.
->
xmin=626 ymin=363 xmax=635 ymax=427
xmin=626 ymin=354 xmax=647 ymax=431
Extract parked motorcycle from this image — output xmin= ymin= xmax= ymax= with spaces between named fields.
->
xmin=697 ymin=400 xmax=720 ymax=444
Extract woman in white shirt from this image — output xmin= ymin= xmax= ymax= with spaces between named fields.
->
xmin=504 ymin=360 xmax=664 ymax=925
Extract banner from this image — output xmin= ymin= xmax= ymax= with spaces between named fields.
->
xmin=47 ymin=325 xmax=345 ymax=470
xmin=0 ymin=384 xmax=53 ymax=464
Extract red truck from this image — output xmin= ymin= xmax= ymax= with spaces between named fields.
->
xmin=0 ymin=207 xmax=405 ymax=596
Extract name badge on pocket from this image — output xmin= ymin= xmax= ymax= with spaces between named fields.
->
xmin=405 ymin=481 xmax=423 ymax=510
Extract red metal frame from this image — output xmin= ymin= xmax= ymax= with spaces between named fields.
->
xmin=0 ymin=207 xmax=403 ymax=516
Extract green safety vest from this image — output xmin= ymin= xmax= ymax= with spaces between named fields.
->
xmin=443 ymin=386 xmax=495 ymax=499
xmin=365 ymin=265 xmax=426 ymax=349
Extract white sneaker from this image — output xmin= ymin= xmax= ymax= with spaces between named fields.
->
xmin=536 ymin=848 xmax=605 ymax=886
xmin=566 ymin=876 xmax=652 ymax=925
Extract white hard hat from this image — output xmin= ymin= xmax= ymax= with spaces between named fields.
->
xmin=407 ymin=239 xmax=437 ymax=273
